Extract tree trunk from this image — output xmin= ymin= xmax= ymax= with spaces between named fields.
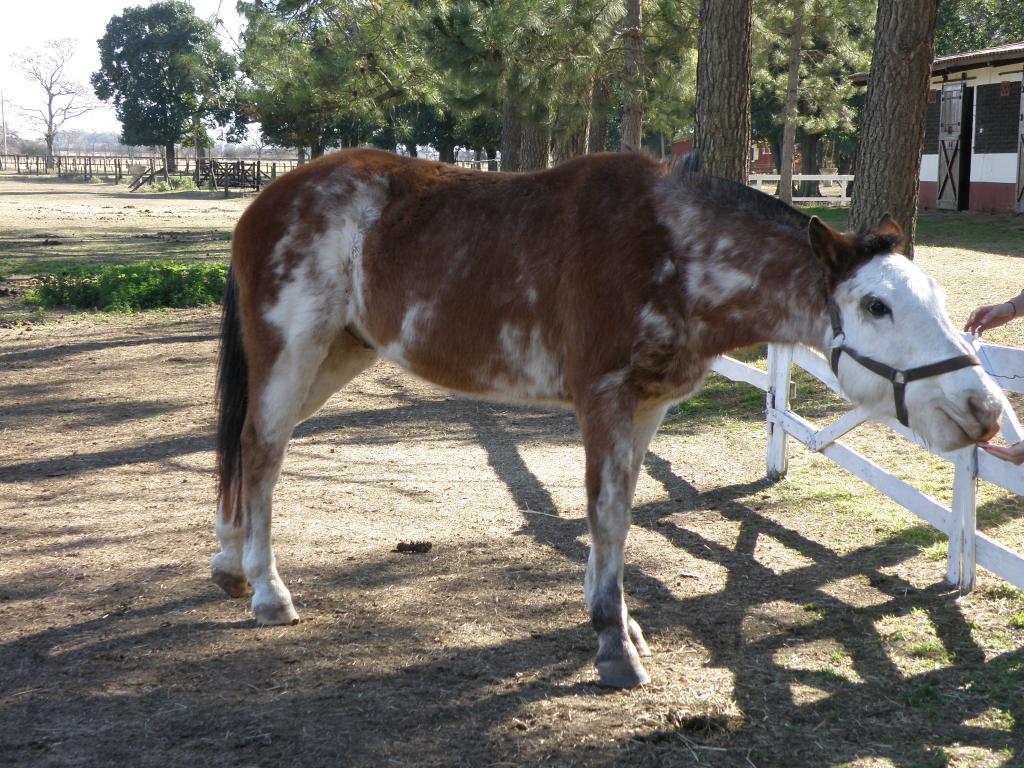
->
xmin=405 ymin=142 xmax=417 ymax=158
xmin=437 ymin=110 xmax=457 ymax=163
xmin=483 ymin=146 xmax=498 ymax=172
xmin=311 ymin=139 xmax=326 ymax=159
xmin=45 ymin=134 xmax=55 ymax=170
xmin=501 ymin=97 xmax=524 ymax=172
xmin=620 ymin=0 xmax=644 ymax=150
xmin=298 ymin=146 xmax=308 ymax=164
xmin=798 ymin=131 xmax=820 ymax=198
xmin=778 ymin=0 xmax=805 ymax=205
xmin=552 ymin=102 xmax=590 ymax=164
xmin=164 ymin=142 xmax=176 ymax=173
xmin=849 ymin=0 xmax=938 ymax=257
xmin=520 ymin=120 xmax=550 ymax=171
xmin=770 ymin=138 xmax=783 ymax=173
xmin=695 ymin=0 xmax=753 ymax=182
xmin=588 ymin=79 xmax=610 ymax=153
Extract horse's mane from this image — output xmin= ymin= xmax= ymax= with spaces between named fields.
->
xmin=666 ymin=152 xmax=811 ymax=238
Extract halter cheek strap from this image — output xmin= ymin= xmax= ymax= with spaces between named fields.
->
xmin=827 ymin=300 xmax=981 ymax=428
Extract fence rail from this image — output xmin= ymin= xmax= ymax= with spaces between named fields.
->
xmin=748 ymin=173 xmax=854 ymax=204
xmin=710 ymin=337 xmax=1024 ymax=593
xmin=0 ymin=153 xmax=301 ymax=189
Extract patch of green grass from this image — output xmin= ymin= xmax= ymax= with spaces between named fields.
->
xmin=1009 ymin=612 xmax=1024 ymax=629
xmin=923 ymin=540 xmax=948 ymax=562
xmin=148 ymin=177 xmax=199 ymax=193
xmin=909 ymin=640 xmax=948 ymax=659
xmin=892 ymin=524 xmax=944 ymax=547
xmin=982 ymin=583 xmax=1024 ymax=601
xmin=25 ymin=260 xmax=228 ymax=312
xmin=904 ymin=683 xmax=941 ymax=710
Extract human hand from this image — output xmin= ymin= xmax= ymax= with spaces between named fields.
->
xmin=964 ymin=302 xmax=1016 ymax=336
xmin=978 ymin=441 xmax=1024 ymax=465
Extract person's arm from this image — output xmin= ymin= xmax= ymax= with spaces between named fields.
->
xmin=964 ymin=290 xmax=1024 ymax=335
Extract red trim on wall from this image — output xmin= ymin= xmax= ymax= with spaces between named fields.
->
xmin=919 ymin=180 xmax=938 ymax=210
xmin=671 ymin=140 xmax=694 ymax=157
xmin=968 ymin=181 xmax=1016 ymax=212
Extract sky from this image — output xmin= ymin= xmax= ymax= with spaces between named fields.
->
xmin=0 ymin=0 xmax=244 ymax=138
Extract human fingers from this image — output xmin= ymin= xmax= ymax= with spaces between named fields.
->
xmin=965 ymin=305 xmax=994 ymax=334
xmin=979 ymin=443 xmax=1024 ymax=465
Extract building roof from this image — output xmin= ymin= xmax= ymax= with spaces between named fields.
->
xmin=932 ymin=41 xmax=1024 ymax=74
xmin=851 ymin=40 xmax=1024 ymax=84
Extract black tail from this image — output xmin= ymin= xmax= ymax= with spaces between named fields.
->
xmin=216 ymin=266 xmax=248 ymax=526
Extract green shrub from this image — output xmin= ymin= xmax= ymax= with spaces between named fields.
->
xmin=148 ymin=176 xmax=198 ymax=192
xmin=26 ymin=261 xmax=228 ymax=311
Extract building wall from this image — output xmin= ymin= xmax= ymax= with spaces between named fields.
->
xmin=918 ymin=66 xmax=1021 ymax=213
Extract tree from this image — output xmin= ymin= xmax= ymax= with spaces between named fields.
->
xmin=777 ymin=1 xmax=805 ymax=204
xmin=849 ymin=0 xmax=938 ymax=255
xmin=13 ymin=39 xmax=98 ymax=168
xmin=240 ymin=0 xmax=433 ymax=159
xmin=92 ymin=1 xmax=241 ymax=171
xmin=936 ymin=0 xmax=1024 ymax=56
xmin=752 ymin=0 xmax=874 ymax=196
xmin=620 ymin=0 xmax=644 ymax=148
xmin=695 ymin=0 xmax=754 ymax=182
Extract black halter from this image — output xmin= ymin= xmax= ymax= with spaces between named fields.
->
xmin=827 ymin=299 xmax=981 ymax=428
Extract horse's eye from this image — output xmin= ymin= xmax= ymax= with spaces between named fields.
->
xmin=866 ymin=298 xmax=891 ymax=318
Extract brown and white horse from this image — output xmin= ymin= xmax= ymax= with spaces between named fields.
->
xmin=214 ymin=148 xmax=1002 ymax=688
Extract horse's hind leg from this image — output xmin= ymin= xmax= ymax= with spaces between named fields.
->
xmin=579 ymin=398 xmax=667 ymax=688
xmin=234 ymin=332 xmax=376 ymax=625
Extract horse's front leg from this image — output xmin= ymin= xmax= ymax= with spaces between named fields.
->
xmin=580 ymin=399 xmax=666 ymax=688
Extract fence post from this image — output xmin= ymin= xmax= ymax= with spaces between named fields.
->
xmin=947 ymin=447 xmax=979 ymax=592
xmin=766 ymin=344 xmax=793 ymax=480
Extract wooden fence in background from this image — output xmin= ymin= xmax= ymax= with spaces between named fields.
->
xmin=0 ymin=154 xmax=301 ymax=190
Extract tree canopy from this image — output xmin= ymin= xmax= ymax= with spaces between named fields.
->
xmin=92 ymin=0 xmax=241 ymax=167
xmin=80 ymin=0 xmax=1024 ymax=172
xmin=935 ymin=0 xmax=1024 ymax=56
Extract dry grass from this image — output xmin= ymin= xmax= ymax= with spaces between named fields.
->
xmin=2 ymin=174 xmax=1024 ymax=767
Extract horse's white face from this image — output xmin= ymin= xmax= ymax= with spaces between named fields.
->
xmin=830 ymin=253 xmax=1002 ymax=451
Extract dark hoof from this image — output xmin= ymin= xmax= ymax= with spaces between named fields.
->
xmin=628 ymin=618 xmax=652 ymax=657
xmin=254 ymin=601 xmax=300 ymax=626
xmin=212 ymin=569 xmax=251 ymax=598
xmin=596 ymin=656 xmax=651 ymax=689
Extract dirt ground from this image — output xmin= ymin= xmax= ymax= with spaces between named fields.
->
xmin=3 ymin=174 xmax=1024 ymax=767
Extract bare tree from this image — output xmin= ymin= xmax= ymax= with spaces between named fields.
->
xmin=13 ymin=39 xmax=98 ymax=167
xmin=694 ymin=0 xmax=754 ymax=182
xmin=849 ymin=0 xmax=938 ymax=256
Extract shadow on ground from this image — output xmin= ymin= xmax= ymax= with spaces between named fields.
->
xmin=2 ymin=317 xmax=1023 ymax=767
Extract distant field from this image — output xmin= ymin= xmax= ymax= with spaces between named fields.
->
xmin=0 ymin=173 xmax=248 ymax=279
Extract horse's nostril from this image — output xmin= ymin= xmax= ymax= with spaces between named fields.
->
xmin=967 ymin=394 xmax=1001 ymax=431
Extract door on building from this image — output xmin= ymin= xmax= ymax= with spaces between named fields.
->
xmin=1017 ymin=79 xmax=1024 ymax=214
xmin=937 ymin=82 xmax=973 ymax=211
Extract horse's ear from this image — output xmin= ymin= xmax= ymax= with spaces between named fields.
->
xmin=875 ymin=213 xmax=908 ymax=259
xmin=808 ymin=216 xmax=854 ymax=280
xmin=876 ymin=215 xmax=901 ymax=239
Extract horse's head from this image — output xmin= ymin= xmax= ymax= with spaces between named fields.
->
xmin=809 ymin=215 xmax=1002 ymax=451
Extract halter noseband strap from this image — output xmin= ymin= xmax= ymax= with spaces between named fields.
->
xmin=827 ymin=299 xmax=981 ymax=428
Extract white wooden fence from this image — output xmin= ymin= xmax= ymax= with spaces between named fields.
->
xmin=710 ymin=338 xmax=1024 ymax=593
xmin=749 ymin=173 xmax=854 ymax=204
